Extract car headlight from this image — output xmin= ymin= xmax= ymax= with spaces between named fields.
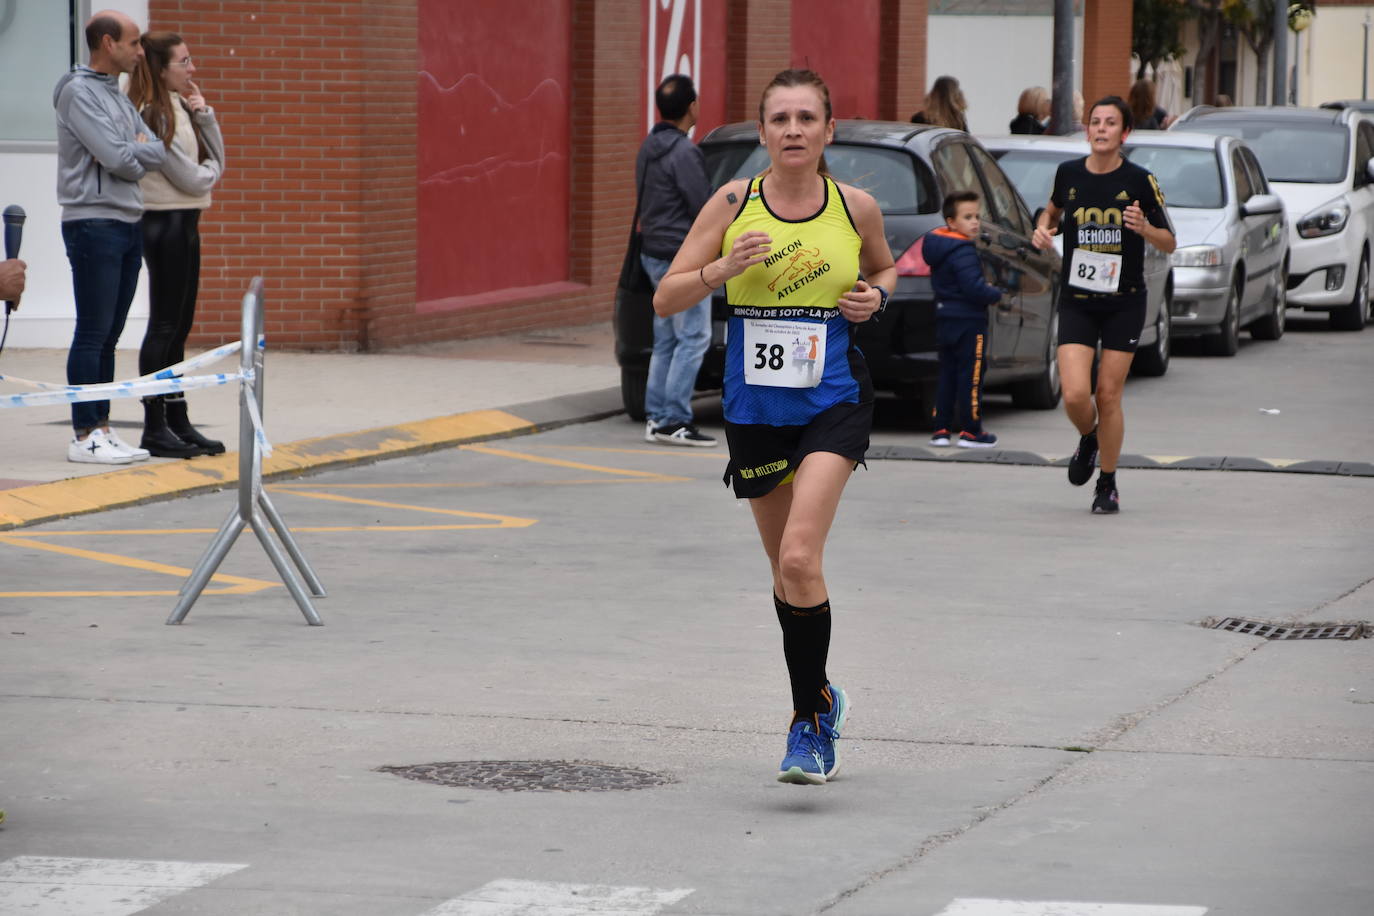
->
xmin=1171 ymin=245 xmax=1223 ymax=267
xmin=1297 ymin=202 xmax=1350 ymax=238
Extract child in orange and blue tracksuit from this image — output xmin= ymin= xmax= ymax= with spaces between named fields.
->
xmin=923 ymin=190 xmax=1006 ymax=448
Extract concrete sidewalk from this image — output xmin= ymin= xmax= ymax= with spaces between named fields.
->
xmin=0 ymin=323 xmax=626 ymax=529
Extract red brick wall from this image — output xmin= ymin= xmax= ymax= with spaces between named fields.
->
xmin=881 ymin=0 xmax=927 ymax=122
xmin=791 ymin=0 xmax=882 ymax=118
xmin=1082 ymin=0 xmax=1135 ymax=112
xmin=154 ymin=0 xmax=933 ymax=352
xmin=727 ymin=0 xmax=793 ymax=123
xmin=149 ymin=0 xmax=416 ymax=352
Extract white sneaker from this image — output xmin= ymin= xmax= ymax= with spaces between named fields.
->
xmin=103 ymin=428 xmax=150 ymax=461
xmin=644 ymin=418 xmax=657 ymax=443
xmin=68 ymin=429 xmax=136 ymax=465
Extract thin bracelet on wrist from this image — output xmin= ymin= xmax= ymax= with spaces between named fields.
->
xmin=700 ymin=264 xmax=718 ymax=291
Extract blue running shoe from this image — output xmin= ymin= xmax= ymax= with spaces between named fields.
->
xmin=777 ymin=719 xmax=827 ymax=785
xmin=817 ymin=684 xmax=849 ymax=740
xmin=816 ymin=684 xmax=848 ymax=778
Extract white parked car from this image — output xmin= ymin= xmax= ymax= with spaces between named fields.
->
xmin=1172 ymin=105 xmax=1374 ymax=330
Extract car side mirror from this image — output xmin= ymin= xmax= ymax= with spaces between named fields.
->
xmin=1241 ymin=193 xmax=1283 ymax=217
xmin=1366 ymin=159 xmax=1374 ymax=183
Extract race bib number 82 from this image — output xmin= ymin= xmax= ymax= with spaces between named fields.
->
xmin=1070 ymin=248 xmax=1122 ymax=294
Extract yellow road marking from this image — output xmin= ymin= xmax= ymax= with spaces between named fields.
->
xmin=0 ymin=534 xmax=276 ymax=596
xmin=276 ymin=489 xmax=537 ymax=526
xmin=459 ymin=443 xmax=691 ymax=481
xmin=2 ymin=436 xmax=692 ymax=597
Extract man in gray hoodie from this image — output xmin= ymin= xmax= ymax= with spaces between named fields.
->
xmin=54 ymin=10 xmax=166 ymax=465
xmin=633 ymin=74 xmax=716 ymax=447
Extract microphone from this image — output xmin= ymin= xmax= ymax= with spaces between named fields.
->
xmin=4 ymin=205 xmax=24 ymax=315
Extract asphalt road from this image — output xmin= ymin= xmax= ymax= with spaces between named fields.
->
xmin=1 ymin=316 xmax=1371 ymax=915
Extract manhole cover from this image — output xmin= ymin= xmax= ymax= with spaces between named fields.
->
xmin=1207 ymin=617 xmax=1372 ymax=640
xmin=377 ymin=760 xmax=674 ymax=792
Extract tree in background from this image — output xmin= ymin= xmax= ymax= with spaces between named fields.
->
xmin=1133 ymin=0 xmax=1193 ymax=79
xmin=1222 ymin=0 xmax=1315 ymax=104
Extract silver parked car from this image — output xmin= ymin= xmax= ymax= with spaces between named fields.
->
xmin=1122 ymin=131 xmax=1288 ymax=353
xmin=980 ymin=134 xmax=1173 ymax=374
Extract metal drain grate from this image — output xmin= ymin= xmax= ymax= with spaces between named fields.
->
xmin=377 ymin=760 xmax=674 ymax=792
xmin=1208 ymin=617 xmax=1372 ymax=640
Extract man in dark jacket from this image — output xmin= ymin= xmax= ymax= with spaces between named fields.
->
xmin=633 ymin=74 xmax=716 ymax=447
xmin=924 ymin=191 xmax=1005 ymax=448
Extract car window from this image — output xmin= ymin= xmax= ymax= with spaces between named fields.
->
xmin=1123 ymin=145 xmax=1225 ymax=208
xmin=1355 ymin=122 xmax=1374 ymax=188
xmin=931 ymin=142 xmax=991 ymax=223
xmin=968 ymin=143 xmax=1032 ymax=235
xmin=1231 ymin=148 xmax=1254 ymax=202
xmin=1179 ymin=121 xmax=1349 ymax=183
xmin=702 ymin=142 xmax=938 ymax=213
xmin=989 ymin=149 xmax=1078 ymax=214
xmin=1240 ymin=147 xmax=1269 ymax=195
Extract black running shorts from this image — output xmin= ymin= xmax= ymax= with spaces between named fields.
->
xmin=1058 ymin=290 xmax=1148 ymax=353
xmin=722 ymin=398 xmax=872 ymax=499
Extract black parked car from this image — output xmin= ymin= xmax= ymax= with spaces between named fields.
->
xmin=615 ymin=120 xmax=1064 ymax=421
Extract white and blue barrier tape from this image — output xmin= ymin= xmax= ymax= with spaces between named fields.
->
xmin=0 ymin=338 xmax=272 ymax=457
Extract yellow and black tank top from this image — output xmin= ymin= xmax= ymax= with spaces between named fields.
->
xmin=720 ymin=175 xmax=866 ymax=426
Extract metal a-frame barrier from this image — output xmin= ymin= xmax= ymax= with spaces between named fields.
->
xmin=167 ymin=278 xmax=327 ymax=625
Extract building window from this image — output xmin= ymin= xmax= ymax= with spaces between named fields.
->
xmin=0 ymin=1 xmax=80 ymax=144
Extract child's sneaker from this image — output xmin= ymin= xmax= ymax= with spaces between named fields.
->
xmin=957 ymin=430 xmax=998 ymax=449
xmin=929 ymin=429 xmax=952 ymax=447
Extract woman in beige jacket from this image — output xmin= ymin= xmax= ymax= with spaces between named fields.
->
xmin=128 ymin=31 xmax=226 ymax=457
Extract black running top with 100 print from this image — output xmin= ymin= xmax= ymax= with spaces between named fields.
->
xmin=1050 ymin=156 xmax=1172 ymax=307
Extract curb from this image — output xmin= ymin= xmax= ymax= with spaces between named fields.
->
xmin=0 ymin=387 xmax=625 ymax=531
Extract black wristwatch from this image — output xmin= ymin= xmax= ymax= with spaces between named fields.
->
xmin=871 ymin=284 xmax=890 ymax=320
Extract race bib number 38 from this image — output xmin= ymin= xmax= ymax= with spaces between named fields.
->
xmin=744 ymin=319 xmax=827 ymax=388
xmin=1070 ymin=248 xmax=1122 ymax=293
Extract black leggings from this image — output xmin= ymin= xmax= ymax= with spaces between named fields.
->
xmin=139 ymin=209 xmax=202 ymax=377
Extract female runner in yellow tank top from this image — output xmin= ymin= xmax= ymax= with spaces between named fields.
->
xmin=653 ymin=69 xmax=895 ymax=785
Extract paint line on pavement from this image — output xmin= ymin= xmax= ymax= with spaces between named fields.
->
xmin=935 ymin=900 xmax=1207 ymax=916
xmin=460 ymin=443 xmax=692 ymax=481
xmin=420 ymin=879 xmax=693 ymax=916
xmin=0 ymin=408 xmax=535 ymax=531
xmin=0 ymin=856 xmax=246 ymax=915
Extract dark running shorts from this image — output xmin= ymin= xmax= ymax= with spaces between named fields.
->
xmin=1058 ymin=290 xmax=1148 ymax=353
xmin=722 ymin=398 xmax=872 ymax=499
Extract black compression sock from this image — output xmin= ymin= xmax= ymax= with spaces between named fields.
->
xmin=775 ymin=595 xmax=831 ymax=722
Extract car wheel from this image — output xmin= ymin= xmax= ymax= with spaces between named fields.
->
xmin=621 ymin=367 xmax=648 ymax=422
xmin=1011 ymin=308 xmax=1062 ymax=409
xmin=1250 ymin=261 xmax=1286 ymax=340
xmin=1132 ymin=303 xmax=1170 ymax=377
xmin=1204 ymin=278 xmax=1241 ymax=356
xmin=1330 ymin=252 xmax=1368 ymax=331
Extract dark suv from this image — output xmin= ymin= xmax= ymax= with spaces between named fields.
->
xmin=615 ymin=120 xmax=1064 ymax=421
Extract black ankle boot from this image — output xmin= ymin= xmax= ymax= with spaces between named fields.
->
xmin=141 ymin=396 xmax=205 ymax=459
xmin=164 ymin=395 xmax=225 ymax=455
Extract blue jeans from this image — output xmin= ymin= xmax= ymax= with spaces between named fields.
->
xmin=640 ymin=253 xmax=711 ymax=427
xmin=63 ymin=218 xmax=144 ymax=431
